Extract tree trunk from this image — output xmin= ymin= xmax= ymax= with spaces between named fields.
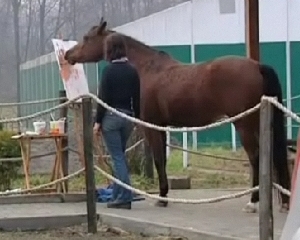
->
xmin=24 ymin=0 xmax=33 ymax=62
xmin=39 ymin=0 xmax=46 ymax=55
xmin=127 ymin=0 xmax=134 ymax=21
xmin=12 ymin=0 xmax=21 ymax=113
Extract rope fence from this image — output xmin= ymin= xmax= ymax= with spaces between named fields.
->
xmin=2 ymin=93 xmax=299 ymax=131
xmin=0 ymin=97 xmax=66 ymax=107
xmin=1 ymin=92 xmax=299 ymax=107
xmin=0 ymin=168 xmax=85 ymax=196
xmin=0 ymin=93 xmax=296 ymax=204
xmin=167 ymin=144 xmax=248 ymax=162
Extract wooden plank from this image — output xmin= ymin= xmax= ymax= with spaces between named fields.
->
xmin=0 ymin=157 xmax=22 ymax=162
xmin=259 ymin=100 xmax=274 ymax=240
xmin=82 ymin=97 xmax=97 ymax=234
xmin=245 ymin=0 xmax=260 ymax=61
xmin=59 ymin=90 xmax=69 ymax=192
xmin=11 ymin=134 xmax=68 ymax=140
xmin=0 ymin=149 xmax=68 ymax=163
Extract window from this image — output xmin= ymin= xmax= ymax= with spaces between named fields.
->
xmin=219 ymin=0 xmax=236 ymax=14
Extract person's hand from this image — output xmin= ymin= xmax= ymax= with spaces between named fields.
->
xmin=93 ymin=123 xmax=101 ymax=135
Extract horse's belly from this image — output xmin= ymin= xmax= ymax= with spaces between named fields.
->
xmin=166 ymin=100 xmax=223 ymax=127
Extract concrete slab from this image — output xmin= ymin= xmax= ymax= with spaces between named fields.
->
xmin=0 ymin=215 xmax=99 ymax=231
xmin=168 ymin=176 xmax=191 ymax=189
xmin=0 ymin=193 xmax=86 ymax=205
xmin=0 ymin=189 xmax=287 ymax=240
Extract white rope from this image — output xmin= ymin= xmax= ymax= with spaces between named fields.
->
xmin=0 ymin=93 xmax=261 ymax=133
xmin=94 ymin=165 xmax=259 ymax=204
xmin=0 ymin=164 xmax=291 ymax=203
xmin=95 ymin=164 xmax=294 ymax=204
xmin=1 ymin=94 xmax=299 ymax=134
xmin=0 ymin=96 xmax=82 ymax=123
xmin=0 ymin=95 xmax=294 ymax=203
xmin=273 ymin=183 xmax=291 ymax=197
xmin=0 ymin=97 xmax=66 ymax=107
xmin=0 ymin=168 xmax=85 ymax=196
xmin=262 ymin=96 xmax=300 ymax=124
xmin=283 ymin=94 xmax=300 ymax=103
xmin=87 ymin=93 xmax=261 ymax=132
xmin=94 ymin=139 xmax=144 ymax=159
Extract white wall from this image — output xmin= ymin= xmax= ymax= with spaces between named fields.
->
xmin=114 ymin=0 xmax=300 ymax=46
xmin=20 ymin=52 xmax=56 ymax=70
xmin=114 ymin=2 xmax=192 ymax=46
xmin=288 ymin=0 xmax=300 ymax=42
xmin=192 ymin=0 xmax=244 ymax=44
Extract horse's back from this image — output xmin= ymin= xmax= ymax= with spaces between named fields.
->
xmin=142 ymin=54 xmax=263 ymax=126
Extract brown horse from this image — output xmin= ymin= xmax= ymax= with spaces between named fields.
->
xmin=65 ymin=19 xmax=290 ymax=212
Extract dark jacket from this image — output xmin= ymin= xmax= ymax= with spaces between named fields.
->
xmin=95 ymin=61 xmax=141 ymax=123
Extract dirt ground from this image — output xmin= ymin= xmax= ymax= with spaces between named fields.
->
xmin=0 ymin=223 xmax=184 ymax=240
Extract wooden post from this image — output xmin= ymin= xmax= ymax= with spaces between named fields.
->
xmin=245 ymin=0 xmax=260 ymax=61
xmin=59 ymin=90 xmax=69 ymax=192
xmin=82 ymin=97 xmax=97 ymax=234
xmin=73 ymin=103 xmax=85 ymax=167
xmin=259 ymin=99 xmax=274 ymax=240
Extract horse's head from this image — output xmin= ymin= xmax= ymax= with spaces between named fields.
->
xmin=65 ymin=18 xmax=109 ymax=65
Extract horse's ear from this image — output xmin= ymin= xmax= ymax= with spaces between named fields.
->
xmin=97 ymin=21 xmax=107 ymax=35
xmin=99 ymin=17 xmax=104 ymax=25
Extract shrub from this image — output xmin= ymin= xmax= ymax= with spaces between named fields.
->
xmin=0 ymin=130 xmax=22 ymax=191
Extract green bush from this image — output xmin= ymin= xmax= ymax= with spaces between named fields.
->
xmin=0 ymin=130 xmax=22 ymax=191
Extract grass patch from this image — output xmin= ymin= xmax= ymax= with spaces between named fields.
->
xmin=9 ymin=146 xmax=251 ymax=193
xmin=11 ymin=171 xmax=158 ymax=193
xmin=166 ymin=146 xmax=250 ymax=189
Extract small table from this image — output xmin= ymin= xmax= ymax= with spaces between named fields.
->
xmin=12 ymin=133 xmax=68 ymax=193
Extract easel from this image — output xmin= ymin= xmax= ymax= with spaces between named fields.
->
xmin=54 ymin=33 xmax=112 ymax=185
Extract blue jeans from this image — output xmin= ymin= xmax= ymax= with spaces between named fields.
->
xmin=101 ymin=110 xmax=134 ymax=203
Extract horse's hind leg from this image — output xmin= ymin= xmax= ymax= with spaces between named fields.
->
xmin=235 ymin=123 xmax=260 ymax=213
xmin=143 ymin=128 xmax=169 ymax=207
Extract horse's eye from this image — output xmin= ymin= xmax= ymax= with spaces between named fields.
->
xmin=83 ymin=36 xmax=88 ymax=42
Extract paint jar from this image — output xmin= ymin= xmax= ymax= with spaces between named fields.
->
xmin=33 ymin=121 xmax=46 ymax=135
xmin=50 ymin=120 xmax=65 ymax=134
xmin=57 ymin=120 xmax=65 ymax=134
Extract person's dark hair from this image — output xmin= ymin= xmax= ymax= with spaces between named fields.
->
xmin=104 ymin=33 xmax=127 ymax=62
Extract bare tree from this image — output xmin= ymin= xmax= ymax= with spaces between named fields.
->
xmin=0 ymin=0 xmax=188 ymax=102
xmin=38 ymin=0 xmax=46 ymax=55
xmin=12 ymin=0 xmax=21 ymax=109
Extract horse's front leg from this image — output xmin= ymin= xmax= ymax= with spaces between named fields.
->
xmin=144 ymin=128 xmax=168 ymax=207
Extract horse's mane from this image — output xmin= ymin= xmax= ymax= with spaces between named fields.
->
xmin=88 ymin=25 xmax=171 ymax=59
xmin=109 ymin=30 xmax=171 ymax=58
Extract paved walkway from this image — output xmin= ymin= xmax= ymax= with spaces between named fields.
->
xmin=0 ymin=189 xmax=287 ymax=240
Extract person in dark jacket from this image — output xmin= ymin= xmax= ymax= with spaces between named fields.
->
xmin=93 ymin=33 xmax=140 ymax=210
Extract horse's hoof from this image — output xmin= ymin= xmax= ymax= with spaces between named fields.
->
xmin=279 ymin=203 xmax=289 ymax=213
xmin=243 ymin=202 xmax=258 ymax=213
xmin=155 ymin=199 xmax=168 ymax=207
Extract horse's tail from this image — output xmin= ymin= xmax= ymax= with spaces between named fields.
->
xmin=259 ymin=64 xmax=291 ymax=195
